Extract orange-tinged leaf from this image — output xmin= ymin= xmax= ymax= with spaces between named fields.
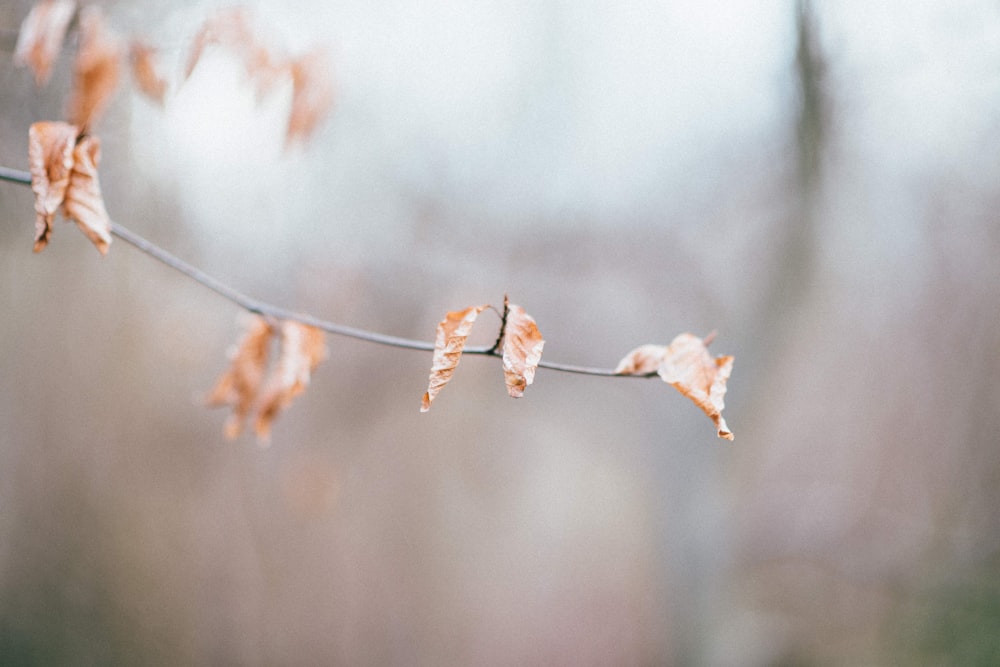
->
xmin=206 ymin=316 xmax=275 ymax=440
xmin=500 ymin=297 xmax=545 ymax=398
xmin=286 ymin=48 xmax=335 ymax=147
xmin=421 ymin=305 xmax=488 ymax=412
xmin=613 ymin=343 xmax=667 ymax=376
xmin=184 ymin=7 xmax=255 ymax=80
xmin=67 ymin=7 xmax=123 ymax=132
xmin=129 ymin=40 xmax=167 ymax=105
xmin=62 ymin=135 xmax=112 ymax=255
xmin=254 ymin=321 xmax=327 ymax=441
xmin=14 ymin=0 xmax=77 ymax=86
xmin=184 ymin=6 xmax=287 ymax=98
xmin=28 ymin=120 xmax=78 ymax=252
xmin=656 ymin=333 xmax=734 ymax=440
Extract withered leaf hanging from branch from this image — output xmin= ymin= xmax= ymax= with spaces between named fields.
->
xmin=129 ymin=40 xmax=167 ymax=105
xmin=27 ymin=121 xmax=112 ymax=255
xmin=67 ymin=7 xmax=123 ymax=133
xmin=421 ymin=305 xmax=488 ymax=412
xmin=14 ymin=0 xmax=77 ymax=87
xmin=500 ymin=296 xmax=545 ymax=398
xmin=206 ymin=315 xmax=275 ymax=440
xmin=28 ymin=120 xmax=78 ymax=252
xmin=615 ymin=333 xmax=735 ymax=440
xmin=286 ymin=48 xmax=335 ymax=147
xmin=184 ymin=7 xmax=257 ymax=80
xmin=254 ymin=321 xmax=328 ymax=441
xmin=612 ymin=343 xmax=666 ymax=376
xmin=63 ymin=135 xmax=112 ymax=254
xmin=184 ymin=6 xmax=286 ymax=98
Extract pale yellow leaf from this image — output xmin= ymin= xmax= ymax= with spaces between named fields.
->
xmin=421 ymin=305 xmax=488 ymax=412
xmin=500 ymin=297 xmax=545 ymax=398
xmin=14 ymin=0 xmax=77 ymax=86
xmin=28 ymin=120 xmax=78 ymax=252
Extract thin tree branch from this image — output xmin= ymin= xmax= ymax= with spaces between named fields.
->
xmin=1 ymin=165 xmax=646 ymax=377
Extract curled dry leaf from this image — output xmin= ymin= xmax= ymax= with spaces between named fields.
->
xmin=28 ymin=120 xmax=78 ymax=252
xmin=616 ymin=333 xmax=735 ymax=440
xmin=129 ymin=40 xmax=167 ymax=105
xmin=67 ymin=7 xmax=123 ymax=132
xmin=184 ymin=7 xmax=254 ymax=80
xmin=421 ymin=305 xmax=488 ymax=412
xmin=613 ymin=343 xmax=667 ymax=376
xmin=254 ymin=321 xmax=328 ymax=441
xmin=206 ymin=316 xmax=274 ymax=439
xmin=184 ymin=6 xmax=286 ymax=98
xmin=286 ymin=48 xmax=335 ymax=147
xmin=500 ymin=297 xmax=545 ymax=398
xmin=62 ymin=135 xmax=112 ymax=255
xmin=14 ymin=0 xmax=77 ymax=86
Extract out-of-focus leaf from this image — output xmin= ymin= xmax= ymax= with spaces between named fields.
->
xmin=254 ymin=321 xmax=327 ymax=441
xmin=286 ymin=48 xmax=335 ymax=147
xmin=183 ymin=6 xmax=287 ymax=98
xmin=206 ymin=316 xmax=275 ymax=440
xmin=613 ymin=343 xmax=667 ymax=376
xmin=67 ymin=7 xmax=123 ymax=132
xmin=28 ymin=120 xmax=78 ymax=252
xmin=500 ymin=297 xmax=545 ymax=398
xmin=129 ymin=40 xmax=167 ymax=105
xmin=61 ymin=135 xmax=112 ymax=255
xmin=421 ymin=305 xmax=488 ymax=412
xmin=14 ymin=0 xmax=77 ymax=86
xmin=183 ymin=7 xmax=255 ymax=80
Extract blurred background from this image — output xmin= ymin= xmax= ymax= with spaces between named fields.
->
xmin=2 ymin=0 xmax=999 ymax=664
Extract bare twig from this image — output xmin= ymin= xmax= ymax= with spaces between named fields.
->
xmin=0 ymin=165 xmax=645 ymax=378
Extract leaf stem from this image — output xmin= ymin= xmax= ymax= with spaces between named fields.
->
xmin=2 ymin=164 xmax=648 ymax=377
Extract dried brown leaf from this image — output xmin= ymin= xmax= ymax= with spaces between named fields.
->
xmin=28 ymin=120 xmax=78 ymax=252
xmin=286 ymin=48 xmax=335 ymax=147
xmin=183 ymin=7 xmax=255 ymax=80
xmin=421 ymin=305 xmax=488 ymax=412
xmin=183 ymin=6 xmax=287 ymax=98
xmin=206 ymin=316 xmax=275 ymax=439
xmin=61 ymin=135 xmax=112 ymax=255
xmin=254 ymin=321 xmax=327 ymax=441
xmin=613 ymin=343 xmax=667 ymax=376
xmin=656 ymin=333 xmax=734 ymax=440
xmin=129 ymin=40 xmax=167 ymax=105
xmin=500 ymin=297 xmax=545 ymax=398
xmin=14 ymin=0 xmax=77 ymax=86
xmin=67 ymin=7 xmax=123 ymax=132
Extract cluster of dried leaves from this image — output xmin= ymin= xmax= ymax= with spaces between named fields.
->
xmin=28 ymin=120 xmax=111 ymax=254
xmin=13 ymin=2 xmax=737 ymax=442
xmin=15 ymin=1 xmax=334 ymax=146
xmin=207 ymin=317 xmax=328 ymax=442
xmin=420 ymin=298 xmax=734 ymax=440
xmin=421 ymin=296 xmax=545 ymax=411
